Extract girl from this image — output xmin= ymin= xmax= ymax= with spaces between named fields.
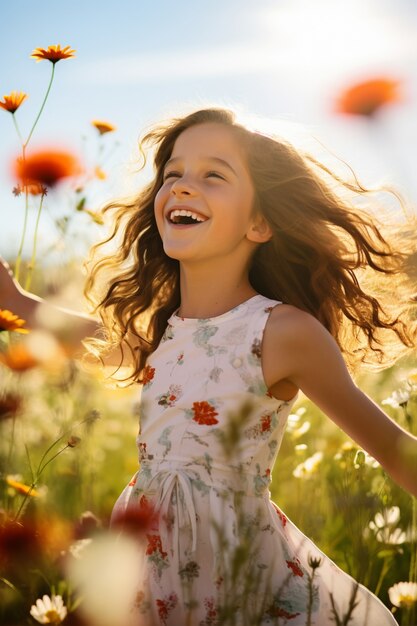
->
xmin=2 ymin=107 xmax=417 ymax=625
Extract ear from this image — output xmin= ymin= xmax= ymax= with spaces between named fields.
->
xmin=247 ymin=214 xmax=273 ymax=244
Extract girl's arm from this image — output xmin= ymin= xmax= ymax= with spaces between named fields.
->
xmin=0 ymin=257 xmax=99 ymax=357
xmin=264 ymin=305 xmax=417 ymax=497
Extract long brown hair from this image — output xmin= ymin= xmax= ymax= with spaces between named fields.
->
xmin=84 ymin=108 xmax=416 ymax=382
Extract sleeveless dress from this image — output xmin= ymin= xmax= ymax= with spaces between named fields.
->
xmin=112 ymin=295 xmax=397 ymax=626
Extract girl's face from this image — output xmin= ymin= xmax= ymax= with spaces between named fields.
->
xmin=154 ymin=123 xmax=270 ymax=266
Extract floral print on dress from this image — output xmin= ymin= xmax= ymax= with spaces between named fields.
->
xmin=157 ymin=384 xmax=182 ymax=408
xmin=187 ymin=401 xmax=219 ymax=425
xmin=142 ymin=365 xmax=155 ymax=388
xmin=111 ymin=294 xmax=397 ymax=626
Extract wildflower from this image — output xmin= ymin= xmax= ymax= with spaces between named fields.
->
xmin=335 ymin=77 xmax=402 ymax=117
xmin=388 ymin=582 xmax=417 ymax=609
xmin=6 ymin=476 xmax=39 ymax=497
xmin=14 ymin=149 xmax=82 ymax=188
xmin=112 ymin=495 xmax=156 ymax=536
xmin=94 ymin=165 xmax=107 ymax=179
xmin=67 ymin=435 xmax=81 ymax=448
xmin=0 ymin=344 xmax=39 ymax=371
xmin=382 ymin=388 xmax=411 ymax=409
xmin=31 ymin=44 xmax=75 ymax=64
xmin=0 ymin=392 xmax=22 ymax=420
xmin=369 ymin=506 xmax=407 ymax=544
xmin=293 ymin=451 xmax=323 ymax=478
xmin=0 ymin=309 xmax=29 ymax=333
xmin=68 ymin=537 xmax=92 ymax=559
xmin=13 ymin=182 xmax=48 ymax=196
xmin=91 ymin=119 xmax=116 ymax=135
xmin=30 ymin=594 xmax=68 ymax=624
xmin=74 ymin=510 xmax=102 ymax=539
xmin=308 ymin=554 xmax=322 ymax=570
xmin=0 ymin=518 xmax=43 ymax=567
xmin=0 ymin=91 xmax=28 ymax=113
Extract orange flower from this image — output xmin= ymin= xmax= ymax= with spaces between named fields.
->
xmin=91 ymin=120 xmax=116 ymax=135
xmin=0 ymin=91 xmax=28 ymax=114
xmin=335 ymin=78 xmax=402 ymax=117
xmin=31 ymin=45 xmax=76 ymax=64
xmin=14 ymin=149 xmax=82 ymax=188
xmin=0 ymin=309 xmax=29 ymax=333
xmin=0 ymin=344 xmax=39 ymax=371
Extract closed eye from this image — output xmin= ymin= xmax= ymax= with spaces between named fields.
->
xmin=163 ymin=170 xmax=181 ymax=181
xmin=205 ymin=171 xmax=226 ymax=180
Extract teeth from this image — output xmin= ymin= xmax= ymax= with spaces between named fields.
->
xmin=169 ymin=209 xmax=206 ymax=223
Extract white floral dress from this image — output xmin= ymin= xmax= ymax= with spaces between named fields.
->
xmin=112 ymin=295 xmax=397 ymax=626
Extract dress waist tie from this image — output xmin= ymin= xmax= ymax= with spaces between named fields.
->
xmin=152 ymin=468 xmax=198 ymax=583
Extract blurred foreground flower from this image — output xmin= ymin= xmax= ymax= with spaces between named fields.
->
xmin=0 ymin=391 xmax=22 ymax=420
xmin=0 ymin=308 xmax=29 ymax=333
xmin=14 ymin=149 xmax=82 ymax=188
xmin=30 ymin=594 xmax=68 ymax=624
xmin=0 ymin=91 xmax=28 ymax=114
xmin=31 ymin=45 xmax=75 ymax=64
xmin=91 ymin=119 xmax=116 ymax=135
xmin=0 ymin=343 xmax=40 ymax=371
xmin=66 ymin=531 xmax=145 ymax=626
xmin=368 ymin=506 xmax=408 ymax=545
xmin=388 ymin=581 xmax=417 ymax=609
xmin=335 ymin=77 xmax=402 ymax=117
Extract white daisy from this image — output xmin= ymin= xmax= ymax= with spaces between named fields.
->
xmin=388 ymin=582 xmax=417 ymax=608
xmin=30 ymin=594 xmax=67 ymax=624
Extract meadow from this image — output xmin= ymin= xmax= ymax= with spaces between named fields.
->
xmin=1 ymin=44 xmax=416 ymax=626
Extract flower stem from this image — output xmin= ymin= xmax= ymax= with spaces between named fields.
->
xmin=14 ymin=180 xmax=29 ymax=282
xmin=25 ymin=192 xmax=46 ymax=291
xmin=12 ymin=113 xmax=24 ymax=145
xmin=24 ymin=63 xmax=55 ymax=148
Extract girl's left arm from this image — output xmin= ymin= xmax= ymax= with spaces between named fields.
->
xmin=265 ymin=306 xmax=417 ymax=497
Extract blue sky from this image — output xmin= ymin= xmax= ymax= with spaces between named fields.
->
xmin=1 ymin=0 xmax=417 ymax=261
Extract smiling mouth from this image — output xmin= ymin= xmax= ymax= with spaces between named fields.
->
xmin=167 ymin=209 xmax=208 ymax=225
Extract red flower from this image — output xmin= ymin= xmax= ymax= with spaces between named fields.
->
xmin=112 ymin=497 xmax=155 ymax=536
xmin=14 ymin=149 xmax=82 ymax=188
xmin=334 ymin=77 xmax=402 ymax=117
xmin=286 ymin=558 xmax=304 ymax=577
xmin=146 ymin=533 xmax=167 ymax=558
xmin=142 ymin=365 xmax=155 ymax=385
xmin=156 ymin=593 xmax=177 ymax=625
xmin=273 ymin=504 xmax=287 ymax=527
xmin=261 ymin=414 xmax=271 ymax=432
xmin=192 ymin=401 xmax=219 ymax=425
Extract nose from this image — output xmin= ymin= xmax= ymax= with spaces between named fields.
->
xmin=170 ymin=176 xmax=196 ymax=197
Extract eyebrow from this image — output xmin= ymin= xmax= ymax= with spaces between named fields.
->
xmin=164 ymin=156 xmax=238 ymax=177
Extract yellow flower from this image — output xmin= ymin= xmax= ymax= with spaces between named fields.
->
xmin=6 ymin=476 xmax=39 ymax=497
xmin=0 ymin=91 xmax=28 ymax=114
xmin=91 ymin=119 xmax=116 ymax=135
xmin=94 ymin=165 xmax=107 ymax=180
xmin=31 ymin=45 xmax=76 ymax=64
xmin=0 ymin=309 xmax=29 ymax=333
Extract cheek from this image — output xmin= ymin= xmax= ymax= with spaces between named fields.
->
xmin=154 ymin=187 xmax=167 ymax=229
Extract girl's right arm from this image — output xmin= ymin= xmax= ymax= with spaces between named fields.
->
xmin=0 ymin=257 xmax=100 ymax=358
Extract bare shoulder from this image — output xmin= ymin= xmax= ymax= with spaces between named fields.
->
xmin=265 ymin=303 xmax=332 ymax=348
xmin=262 ymin=303 xmax=346 ymax=391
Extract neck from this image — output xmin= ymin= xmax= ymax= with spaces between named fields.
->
xmin=178 ymin=261 xmax=257 ymax=319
